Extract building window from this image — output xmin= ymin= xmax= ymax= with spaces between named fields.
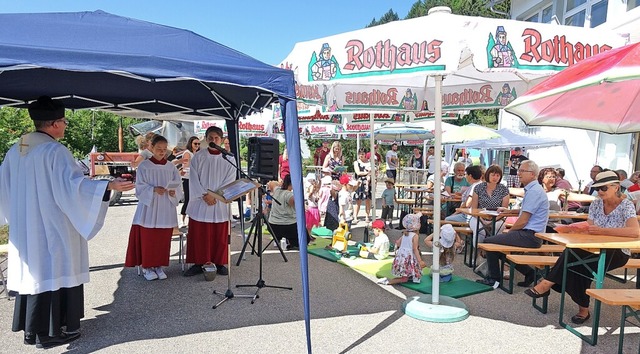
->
xmin=525 ymin=5 xmax=554 ymax=23
xmin=564 ymin=0 xmax=608 ymax=28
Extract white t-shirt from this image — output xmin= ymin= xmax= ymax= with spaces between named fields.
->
xmin=338 ymin=189 xmax=353 ymax=221
xmin=371 ymin=233 xmax=390 ymax=260
xmin=386 ymin=150 xmax=398 ymax=170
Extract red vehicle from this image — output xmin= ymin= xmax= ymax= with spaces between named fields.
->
xmin=89 ymin=152 xmax=139 ymax=206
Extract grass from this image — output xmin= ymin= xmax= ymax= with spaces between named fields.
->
xmin=0 ymin=225 xmax=7 ymax=245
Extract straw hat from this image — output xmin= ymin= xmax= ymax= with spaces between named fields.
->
xmin=591 ymin=171 xmax=620 ymax=188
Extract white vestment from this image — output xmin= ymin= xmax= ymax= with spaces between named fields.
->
xmin=132 ymin=159 xmax=182 ymax=228
xmin=0 ymin=132 xmax=109 ymax=295
xmin=187 ymin=149 xmax=236 ymax=223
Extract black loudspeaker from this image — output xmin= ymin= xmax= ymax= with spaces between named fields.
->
xmin=248 ymin=137 xmax=279 ymax=181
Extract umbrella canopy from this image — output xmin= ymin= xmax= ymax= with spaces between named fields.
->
xmin=505 ymin=42 xmax=640 ymax=134
xmin=441 ymin=123 xmax=500 ymax=144
xmin=374 ymin=122 xmax=435 ymax=141
xmin=454 ymin=128 xmax=566 ymax=149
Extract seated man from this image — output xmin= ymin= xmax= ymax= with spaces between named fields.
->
xmin=476 ymin=160 xmax=549 ymax=288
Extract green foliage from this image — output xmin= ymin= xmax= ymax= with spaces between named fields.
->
xmin=453 ymin=109 xmax=499 ymax=128
xmin=0 ymin=225 xmax=7 ymax=245
xmin=367 ymin=8 xmax=400 ymax=27
xmin=405 ymin=0 xmax=510 ymax=19
xmin=0 ymin=107 xmax=145 ymax=163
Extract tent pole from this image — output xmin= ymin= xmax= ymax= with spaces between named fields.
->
xmin=370 ymin=113 xmax=376 ymax=221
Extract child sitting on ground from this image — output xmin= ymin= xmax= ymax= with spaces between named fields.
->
xmin=381 ymin=178 xmax=396 ymax=228
xmin=425 ymin=224 xmax=462 ymax=282
xmin=359 ymin=219 xmax=390 ymax=260
xmin=377 ymin=213 xmax=426 ymax=285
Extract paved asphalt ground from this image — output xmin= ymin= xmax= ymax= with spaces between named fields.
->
xmin=1 ymin=182 xmax=639 ymax=353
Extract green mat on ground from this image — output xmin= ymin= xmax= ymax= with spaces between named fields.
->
xmin=307 ymin=238 xmax=493 ymax=299
xmin=307 ymin=238 xmax=362 ymax=262
xmin=311 ymin=227 xmax=333 ymax=238
xmin=373 ymin=263 xmax=493 ymax=298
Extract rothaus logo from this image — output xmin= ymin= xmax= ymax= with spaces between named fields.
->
xmin=442 ymin=85 xmax=493 ymax=106
xmin=519 ymin=28 xmax=612 ymax=66
xmin=343 ymin=39 xmax=443 ymax=73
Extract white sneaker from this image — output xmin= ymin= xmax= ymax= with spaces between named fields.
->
xmin=155 ymin=267 xmax=167 ymax=280
xmin=142 ymin=267 xmax=158 ymax=281
xmin=377 ymin=277 xmax=389 ymax=285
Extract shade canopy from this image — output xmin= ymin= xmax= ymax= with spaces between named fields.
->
xmin=0 ymin=10 xmax=295 ymax=120
xmin=505 ymin=42 xmax=640 ymax=134
xmin=454 ymin=128 xmax=566 ymax=149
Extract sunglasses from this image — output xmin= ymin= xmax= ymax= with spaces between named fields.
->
xmin=193 ymin=142 xmax=201 ymax=145
xmin=595 ymin=185 xmax=611 ymax=192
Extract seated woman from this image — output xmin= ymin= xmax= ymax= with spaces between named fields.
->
xmin=268 ymin=174 xmax=301 ymax=250
xmin=525 ymin=171 xmax=640 ymax=324
xmin=469 ymin=164 xmax=510 ymax=243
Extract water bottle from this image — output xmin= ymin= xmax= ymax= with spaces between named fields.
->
xmin=280 ymin=237 xmax=288 ymax=250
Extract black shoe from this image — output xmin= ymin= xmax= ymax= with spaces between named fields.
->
xmin=517 ymin=272 xmax=535 ymax=287
xmin=570 ymin=312 xmax=591 ymax=324
xmin=24 ymin=332 xmax=36 ymax=345
xmin=395 ymin=226 xmax=405 ymax=230
xmin=216 ymin=265 xmax=228 ymax=276
xmin=35 ymin=332 xmax=81 ymax=349
xmin=232 ymin=215 xmax=240 ymax=220
xmin=524 ymin=287 xmax=550 ymax=299
xmin=183 ymin=264 xmax=203 ymax=277
xmin=475 ymin=278 xmax=499 ymax=289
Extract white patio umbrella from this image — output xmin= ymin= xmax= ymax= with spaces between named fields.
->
xmin=281 ymin=6 xmax=624 ymax=323
xmin=374 ymin=122 xmax=435 ymax=141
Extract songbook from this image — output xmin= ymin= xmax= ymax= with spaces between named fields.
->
xmin=207 ymin=178 xmax=260 ymax=203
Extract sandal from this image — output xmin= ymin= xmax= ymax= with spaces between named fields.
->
xmin=524 ymin=287 xmax=550 ymax=299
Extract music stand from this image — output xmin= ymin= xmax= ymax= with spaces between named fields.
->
xmin=210 ymin=179 xmax=259 ymax=309
xmin=235 ymin=181 xmax=292 ymax=303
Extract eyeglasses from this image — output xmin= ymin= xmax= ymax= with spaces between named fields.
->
xmin=56 ymin=118 xmax=69 ymax=126
xmin=595 ymin=185 xmax=611 ymax=192
xmin=517 ymin=169 xmax=533 ymax=174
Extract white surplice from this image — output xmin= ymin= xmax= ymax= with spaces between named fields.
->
xmin=132 ymin=159 xmax=182 ymax=228
xmin=187 ymin=149 xmax=236 ymax=223
xmin=0 ymin=132 xmax=109 ymax=295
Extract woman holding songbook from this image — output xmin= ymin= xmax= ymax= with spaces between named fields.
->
xmin=125 ymin=135 xmax=183 ymax=281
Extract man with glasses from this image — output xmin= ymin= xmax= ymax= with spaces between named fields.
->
xmin=0 ymin=96 xmax=134 ymax=348
xmin=476 ymin=160 xmax=548 ymax=289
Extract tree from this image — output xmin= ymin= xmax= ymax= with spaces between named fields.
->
xmin=366 ymin=9 xmax=400 ymax=27
xmin=405 ymin=0 xmax=510 ymax=19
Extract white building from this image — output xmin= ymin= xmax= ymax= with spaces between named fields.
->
xmin=499 ymin=0 xmax=640 ymax=187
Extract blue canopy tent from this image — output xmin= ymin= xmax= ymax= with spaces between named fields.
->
xmin=0 ymin=10 xmax=311 ymax=353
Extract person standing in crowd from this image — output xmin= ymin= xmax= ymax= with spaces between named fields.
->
xmin=323 ymin=141 xmax=344 ymax=180
xmin=314 ymin=139 xmax=330 ymax=166
xmin=426 ymin=145 xmax=436 ymax=179
xmin=279 ymin=147 xmax=290 ymax=181
xmin=269 ymin=174 xmax=301 ymax=250
xmin=408 ymin=147 xmax=424 ymax=169
xmin=525 ymin=171 xmax=639 ymax=324
xmin=353 ymin=148 xmax=372 ymax=223
xmin=0 ymin=96 xmax=134 ymax=348
xmin=132 ymin=131 xmax=157 ymax=168
xmin=583 ymin=165 xmax=603 ymax=195
xmin=457 ymin=151 xmax=472 ymax=167
xmin=477 ymin=160 xmax=548 ymax=289
xmin=179 ymin=136 xmax=200 ymax=227
xmin=125 ymin=135 xmax=182 ymax=281
xmin=183 ymin=126 xmax=235 ymax=277
xmin=506 ymin=147 xmax=528 ymax=188
xmin=365 ymin=144 xmax=382 ymax=168
xmin=385 ymin=143 xmax=399 ymax=182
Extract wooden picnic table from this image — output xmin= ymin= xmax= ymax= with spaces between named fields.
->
xmin=535 ymin=232 xmax=640 ymax=346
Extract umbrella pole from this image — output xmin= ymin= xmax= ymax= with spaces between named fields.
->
xmin=370 ymin=114 xmax=376 ymax=221
xmin=402 ymin=75 xmax=468 ymax=323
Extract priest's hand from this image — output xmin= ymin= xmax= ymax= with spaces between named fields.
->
xmin=168 ymin=190 xmax=176 ymax=197
xmin=108 ymin=179 xmax=135 ymax=192
xmin=154 ymin=187 xmax=167 ymax=195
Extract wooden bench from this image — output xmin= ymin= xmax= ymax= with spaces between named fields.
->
xmin=477 ymin=243 xmax=565 ymax=254
xmin=609 ymin=258 xmax=640 ymax=289
xmin=505 ymin=255 xmax=559 ymax=312
xmin=585 ymin=289 xmax=640 ymax=354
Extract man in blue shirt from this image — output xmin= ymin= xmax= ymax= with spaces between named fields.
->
xmin=477 ymin=160 xmax=548 ymax=289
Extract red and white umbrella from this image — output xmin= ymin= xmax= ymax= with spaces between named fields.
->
xmin=505 ymin=42 xmax=640 ymax=134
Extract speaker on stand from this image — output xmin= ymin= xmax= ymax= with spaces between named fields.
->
xmin=247 ymin=137 xmax=279 ymax=183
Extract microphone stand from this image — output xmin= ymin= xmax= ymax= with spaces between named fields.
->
xmin=209 ymin=143 xmax=291 ymax=305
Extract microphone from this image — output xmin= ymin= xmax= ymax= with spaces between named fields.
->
xmin=208 ymin=142 xmax=234 ymax=158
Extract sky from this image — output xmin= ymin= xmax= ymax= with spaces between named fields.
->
xmin=0 ymin=0 xmax=417 ymax=65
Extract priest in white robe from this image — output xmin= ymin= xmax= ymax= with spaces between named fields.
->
xmin=183 ymin=126 xmax=236 ymax=277
xmin=0 ymin=96 xmax=134 ymax=349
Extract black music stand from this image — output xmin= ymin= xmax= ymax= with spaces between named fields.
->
xmin=235 ymin=182 xmax=292 ymax=303
xmin=210 ymin=179 xmax=260 ymax=309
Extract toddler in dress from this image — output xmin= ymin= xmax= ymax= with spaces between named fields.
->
xmin=377 ymin=213 xmax=426 ymax=285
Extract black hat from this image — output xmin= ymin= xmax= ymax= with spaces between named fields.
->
xmin=28 ymin=96 xmax=65 ymax=121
